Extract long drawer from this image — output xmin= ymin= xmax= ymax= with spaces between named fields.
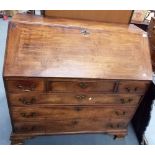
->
xmin=11 ymin=106 xmax=136 ymax=122
xmin=9 ymin=93 xmax=142 ymax=106
xmin=45 ymin=118 xmax=128 ymax=133
xmin=14 ymin=121 xmax=45 ymax=134
xmin=14 ymin=119 xmax=128 ymax=134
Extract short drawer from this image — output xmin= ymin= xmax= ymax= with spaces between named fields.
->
xmin=9 ymin=93 xmax=142 ymax=106
xmin=5 ymin=79 xmax=44 ymax=93
xmin=118 ymin=81 xmax=149 ymax=94
xmin=11 ymin=106 xmax=136 ymax=122
xmin=47 ymin=80 xmax=116 ymax=93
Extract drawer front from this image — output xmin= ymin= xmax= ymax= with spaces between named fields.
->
xmin=118 ymin=81 xmax=149 ymax=94
xmin=6 ymin=79 xmax=44 ymax=93
xmin=47 ymin=80 xmax=116 ymax=93
xmin=14 ymin=122 xmax=45 ymax=134
xmin=45 ymin=118 xmax=128 ymax=133
xmin=9 ymin=93 xmax=141 ymax=106
xmin=12 ymin=106 xmax=135 ymax=121
xmin=13 ymin=119 xmax=127 ymax=134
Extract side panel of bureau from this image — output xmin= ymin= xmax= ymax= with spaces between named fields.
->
xmin=148 ymin=17 xmax=155 ymax=71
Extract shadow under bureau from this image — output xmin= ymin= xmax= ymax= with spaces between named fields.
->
xmin=3 ymin=14 xmax=152 ymax=144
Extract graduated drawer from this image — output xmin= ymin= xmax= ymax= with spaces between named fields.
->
xmin=5 ymin=79 xmax=44 ymax=93
xmin=11 ymin=106 xmax=136 ymax=121
xmin=9 ymin=93 xmax=142 ymax=106
xmin=47 ymin=80 xmax=116 ymax=93
xmin=13 ymin=119 xmax=127 ymax=134
xmin=45 ymin=118 xmax=128 ymax=133
xmin=117 ymin=81 xmax=149 ymax=94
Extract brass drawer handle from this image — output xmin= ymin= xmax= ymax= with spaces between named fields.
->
xmin=120 ymin=99 xmax=125 ymax=104
xmin=134 ymin=87 xmax=138 ymax=91
xmin=74 ymin=106 xmax=82 ymax=111
xmin=72 ymin=120 xmax=79 ymax=125
xmin=109 ymin=124 xmax=120 ymax=129
xmin=115 ymin=111 xmax=126 ymax=116
xmin=108 ymin=123 xmax=125 ymax=129
xmin=152 ymin=45 xmax=155 ymax=51
xmin=19 ymin=97 xmax=36 ymax=105
xmin=125 ymin=87 xmax=131 ymax=92
xmin=128 ymin=98 xmax=133 ymax=102
xmin=75 ymin=95 xmax=86 ymax=100
xmin=120 ymin=98 xmax=133 ymax=104
xmin=17 ymin=83 xmax=36 ymax=92
xmin=79 ymin=82 xmax=88 ymax=89
xmin=15 ymin=126 xmax=37 ymax=131
xmin=20 ymin=112 xmax=37 ymax=118
xmin=148 ymin=34 xmax=152 ymax=38
xmin=125 ymin=87 xmax=138 ymax=92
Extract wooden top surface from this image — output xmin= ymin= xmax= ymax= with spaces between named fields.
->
xmin=44 ymin=10 xmax=132 ymax=24
xmin=3 ymin=14 xmax=152 ymax=80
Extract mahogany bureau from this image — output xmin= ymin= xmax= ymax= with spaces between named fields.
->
xmin=3 ymin=14 xmax=152 ymax=144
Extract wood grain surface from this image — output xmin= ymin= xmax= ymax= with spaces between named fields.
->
xmin=44 ymin=10 xmax=133 ymax=24
xmin=3 ymin=14 xmax=152 ymax=144
xmin=3 ymin=14 xmax=152 ymax=80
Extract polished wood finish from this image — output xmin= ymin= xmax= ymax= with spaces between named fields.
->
xmin=118 ymin=81 xmax=150 ymax=94
xmin=47 ymin=80 xmax=116 ymax=93
xmin=11 ymin=106 xmax=136 ymax=122
xmin=14 ymin=122 xmax=45 ymax=134
xmin=44 ymin=10 xmax=133 ymax=24
xmin=9 ymin=93 xmax=141 ymax=106
xmin=6 ymin=79 xmax=44 ymax=93
xmin=4 ymin=14 xmax=152 ymax=80
xmin=3 ymin=14 xmax=152 ymax=144
xmin=45 ymin=119 xmax=128 ymax=133
xmin=148 ymin=17 xmax=155 ymax=72
xmin=13 ymin=119 xmax=128 ymax=134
